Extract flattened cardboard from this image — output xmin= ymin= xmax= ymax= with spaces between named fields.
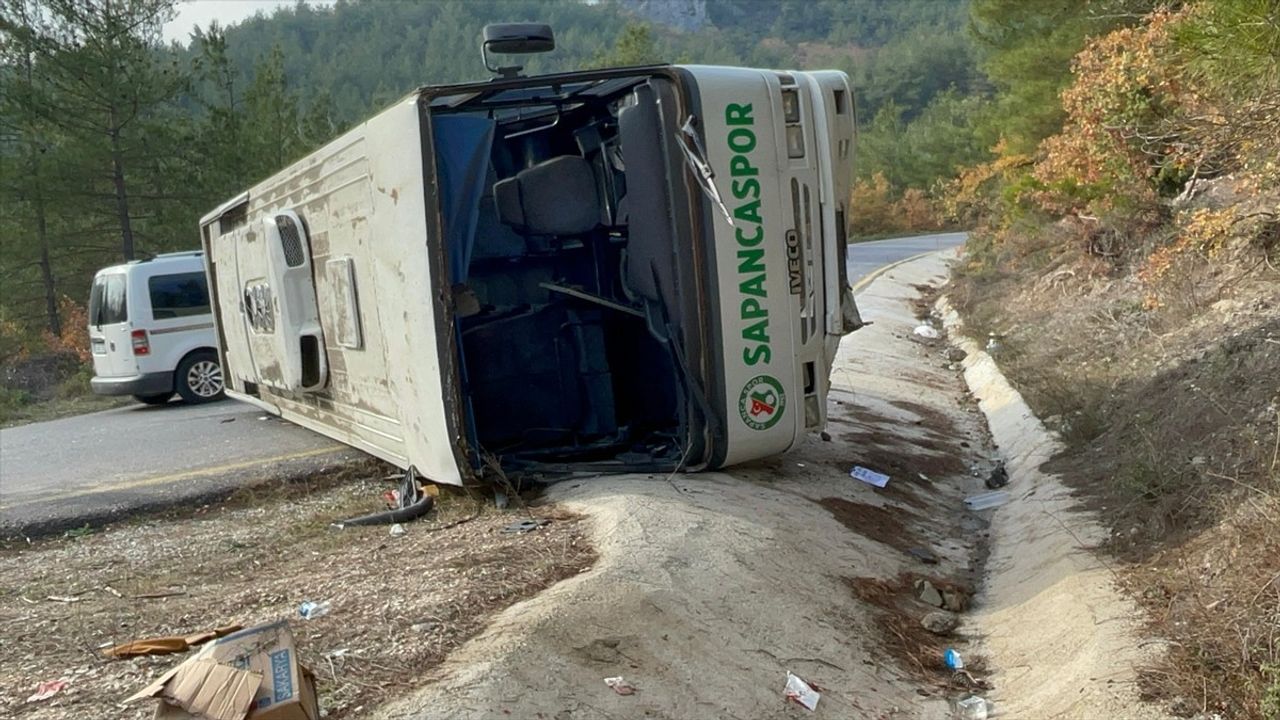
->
xmin=167 ymin=660 xmax=260 ymax=720
xmin=128 ymin=621 xmax=318 ymax=720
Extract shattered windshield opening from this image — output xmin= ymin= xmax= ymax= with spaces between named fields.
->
xmin=431 ymin=73 xmax=703 ymax=477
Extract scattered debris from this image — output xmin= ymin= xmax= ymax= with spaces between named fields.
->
xmin=984 ymin=334 xmax=1000 ymax=355
xmin=850 ymin=465 xmax=891 ymax=488
xmin=985 ymin=462 xmax=1009 ymax=489
xmin=915 ymin=579 xmax=944 ymax=608
xmin=334 ymin=468 xmax=434 ymax=528
xmin=389 ymin=523 xmax=406 ymax=537
xmin=955 ymin=694 xmax=990 ymax=719
xmin=908 ymin=547 xmax=939 ymax=565
xmin=784 ymin=671 xmax=821 ymax=711
xmin=299 ymin=600 xmax=331 ymax=620
xmin=944 ymin=648 xmax=964 ymax=670
xmin=913 ymin=324 xmax=941 ymax=340
xmin=945 ymin=347 xmax=968 ymax=363
xmin=26 ymin=679 xmax=68 ymax=703
xmin=603 ymin=676 xmax=637 ymax=696
xmin=501 ymin=518 xmax=551 ymax=534
xmin=952 ymin=669 xmax=989 ymax=692
xmin=126 ymin=621 xmax=319 ymax=720
xmin=922 ymin=611 xmax=959 ymax=636
xmin=964 ymin=491 xmax=1010 ymax=511
xmin=220 ymin=417 xmax=235 ymax=424
xmin=103 ymin=585 xmax=123 ymax=598
xmin=820 ymin=431 xmax=832 ymax=442
xmin=46 ymin=595 xmax=81 ymax=603
xmin=103 ymin=624 xmax=243 ymax=659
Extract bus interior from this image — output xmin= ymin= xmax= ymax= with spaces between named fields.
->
xmin=429 ymin=73 xmax=703 ymax=473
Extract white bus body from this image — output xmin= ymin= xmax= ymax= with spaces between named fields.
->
xmin=200 ymin=65 xmax=860 ymax=485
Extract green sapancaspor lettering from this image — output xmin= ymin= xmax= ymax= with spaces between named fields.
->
xmin=728 ymin=128 xmax=756 ymax=153
xmin=732 ymin=178 xmax=760 ymax=200
xmin=730 ymin=156 xmax=758 ymax=177
xmin=743 ymin=320 xmax=770 ymax=343
xmin=744 ymin=344 xmax=771 ymax=366
xmin=740 ymin=274 xmax=767 ymax=298
xmin=725 ymin=101 xmax=770 ymax=367
xmin=737 ymin=247 xmax=765 ymax=275
xmin=733 ymin=200 xmax=762 ymax=225
xmin=735 ymin=225 xmax=763 ymax=247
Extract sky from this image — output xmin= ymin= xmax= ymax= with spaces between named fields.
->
xmin=162 ymin=0 xmax=314 ymax=44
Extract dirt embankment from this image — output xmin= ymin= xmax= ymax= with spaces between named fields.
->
xmin=950 ymin=202 xmax=1280 ymax=718
xmin=371 ymin=254 xmax=1008 ymax=719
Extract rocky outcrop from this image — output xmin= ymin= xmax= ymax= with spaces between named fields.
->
xmin=617 ymin=0 xmax=708 ymax=32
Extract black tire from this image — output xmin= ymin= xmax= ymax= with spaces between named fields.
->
xmin=175 ymin=351 xmax=225 ymax=404
xmin=133 ymin=392 xmax=173 ymax=405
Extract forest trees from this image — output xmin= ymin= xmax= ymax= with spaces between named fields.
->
xmin=1 ymin=0 xmax=182 ymax=346
xmin=0 ymin=0 xmax=336 ymax=356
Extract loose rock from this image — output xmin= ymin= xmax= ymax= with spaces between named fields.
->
xmin=942 ymin=588 xmax=970 ymax=612
xmin=922 ymin=611 xmax=959 ymax=635
xmin=915 ymin=579 xmax=944 ymax=607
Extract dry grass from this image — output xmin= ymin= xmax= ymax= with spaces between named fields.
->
xmin=0 ymin=464 xmax=595 ymax=719
xmin=1130 ymin=495 xmax=1280 ymax=718
xmin=951 ymin=222 xmax=1280 ymax=717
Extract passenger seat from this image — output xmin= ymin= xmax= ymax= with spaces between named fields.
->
xmin=494 ymin=156 xmax=602 ymax=237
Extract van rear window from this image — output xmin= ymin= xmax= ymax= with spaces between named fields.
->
xmin=148 ymin=272 xmax=210 ymax=319
xmin=89 ymin=274 xmax=128 ymax=326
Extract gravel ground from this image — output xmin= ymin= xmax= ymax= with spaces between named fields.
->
xmin=0 ymin=466 xmax=594 ymax=719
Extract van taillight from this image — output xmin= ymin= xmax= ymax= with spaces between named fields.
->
xmin=131 ymin=329 xmax=150 ymax=355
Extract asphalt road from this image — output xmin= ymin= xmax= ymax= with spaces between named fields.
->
xmin=0 ymin=398 xmax=357 ymax=536
xmin=0 ymin=231 xmax=967 ymax=537
xmin=846 ymin=231 xmax=967 ymax=287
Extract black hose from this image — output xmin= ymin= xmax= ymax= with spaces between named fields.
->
xmin=336 ymin=492 xmax=435 ymax=527
xmin=334 ymin=467 xmax=436 ymax=527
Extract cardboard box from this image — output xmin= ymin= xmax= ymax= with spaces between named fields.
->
xmin=128 ymin=621 xmax=319 ymax=720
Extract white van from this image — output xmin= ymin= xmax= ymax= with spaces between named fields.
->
xmin=200 ymin=25 xmax=861 ymax=485
xmin=88 ymin=251 xmax=225 ymax=405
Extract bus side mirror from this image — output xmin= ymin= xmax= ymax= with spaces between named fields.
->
xmin=482 ymin=23 xmax=555 ymax=78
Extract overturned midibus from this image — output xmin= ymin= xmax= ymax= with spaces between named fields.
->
xmin=199 ymin=25 xmax=862 ymax=486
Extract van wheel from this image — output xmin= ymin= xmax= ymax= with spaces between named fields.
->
xmin=134 ymin=393 xmax=173 ymax=405
xmin=176 ymin=351 xmax=225 ymax=404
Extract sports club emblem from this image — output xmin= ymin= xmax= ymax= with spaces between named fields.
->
xmin=738 ymin=374 xmax=785 ymax=430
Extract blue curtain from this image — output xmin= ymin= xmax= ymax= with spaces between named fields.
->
xmin=431 ymin=115 xmax=496 ymax=283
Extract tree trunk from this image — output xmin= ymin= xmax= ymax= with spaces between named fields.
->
xmin=34 ymin=192 xmax=60 ymax=337
xmin=108 ymin=110 xmax=135 ymax=261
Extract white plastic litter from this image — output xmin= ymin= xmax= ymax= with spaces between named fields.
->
xmin=389 ymin=523 xmax=406 ymax=537
xmin=913 ymin=324 xmax=940 ymax=339
xmin=604 ymin=676 xmax=636 ymax=696
xmin=850 ymin=465 xmax=891 ymax=488
xmin=964 ymin=491 xmax=1010 ymax=510
xmin=784 ymin=672 xmax=820 ymax=711
xmin=956 ymin=695 xmax=990 ymax=719
xmin=298 ymin=600 xmax=331 ymax=620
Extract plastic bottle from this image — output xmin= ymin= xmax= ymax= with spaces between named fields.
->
xmin=956 ymin=695 xmax=989 ymax=720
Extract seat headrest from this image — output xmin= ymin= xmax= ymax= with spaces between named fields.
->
xmin=494 ymin=156 xmax=600 ymax=236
